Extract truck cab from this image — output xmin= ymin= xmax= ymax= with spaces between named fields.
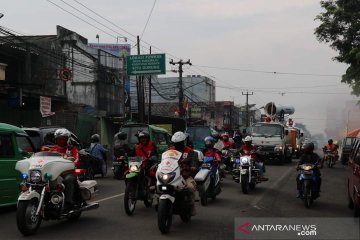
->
xmin=251 ymin=122 xmax=289 ymax=164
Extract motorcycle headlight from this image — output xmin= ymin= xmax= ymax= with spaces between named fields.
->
xmin=302 ymin=165 xmax=313 ymax=171
xmin=158 ymin=172 xmax=176 ymax=184
xmin=130 ymin=165 xmax=138 ymax=172
xmin=30 ymin=170 xmax=42 ymax=183
xmin=241 ymin=158 xmax=249 ymax=164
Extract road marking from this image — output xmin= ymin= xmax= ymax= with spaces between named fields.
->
xmin=92 ymin=193 xmax=125 ymax=203
xmin=250 ymin=165 xmax=295 ymax=209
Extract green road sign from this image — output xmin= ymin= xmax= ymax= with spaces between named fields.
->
xmin=127 ymin=54 xmax=166 ymax=75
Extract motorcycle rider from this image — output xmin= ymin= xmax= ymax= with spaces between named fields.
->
xmin=202 ymin=136 xmax=221 ymax=175
xmin=113 ymin=131 xmax=133 ymax=159
xmin=49 ymin=129 xmax=79 ymax=209
xmin=212 ymin=132 xmax=225 ymax=152
xmin=89 ymin=134 xmax=107 ymax=177
xmin=135 ymin=131 xmax=158 ymax=189
xmin=221 ymin=132 xmax=233 ymax=149
xmin=296 ymin=142 xmax=322 ymax=198
xmin=169 ymin=131 xmax=198 ymax=216
xmin=232 ymin=131 xmax=243 ymax=150
xmin=323 ymin=139 xmax=339 ymax=164
xmin=240 ymin=136 xmax=268 ymax=181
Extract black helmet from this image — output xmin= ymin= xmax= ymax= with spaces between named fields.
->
xmin=116 ymin=132 xmax=127 ymax=140
xmin=204 ymin=136 xmax=216 ymax=148
xmin=211 ymin=131 xmax=220 ymax=141
xmin=304 ymin=142 xmax=315 ymax=153
xmin=138 ymin=131 xmax=150 ymax=139
xmin=328 ymin=139 xmax=333 ymax=144
xmin=91 ymin=134 xmax=100 ymax=143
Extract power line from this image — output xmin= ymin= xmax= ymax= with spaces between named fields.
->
xmin=193 ymin=64 xmax=342 ymax=78
xmin=140 ymin=0 xmax=157 ymax=39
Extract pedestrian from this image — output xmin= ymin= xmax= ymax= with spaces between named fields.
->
xmin=89 ymin=134 xmax=107 ymax=177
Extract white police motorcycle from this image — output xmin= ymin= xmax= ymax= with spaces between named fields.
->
xmin=15 ymin=152 xmax=99 ymax=236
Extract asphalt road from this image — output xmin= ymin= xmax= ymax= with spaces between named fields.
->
xmin=0 ymin=157 xmax=353 ymax=240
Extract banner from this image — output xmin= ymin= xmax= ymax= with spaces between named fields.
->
xmin=40 ymin=96 xmax=55 ymax=117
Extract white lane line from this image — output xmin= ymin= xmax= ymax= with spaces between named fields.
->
xmin=250 ymin=165 xmax=295 ymax=209
xmin=92 ymin=193 xmax=125 ymax=203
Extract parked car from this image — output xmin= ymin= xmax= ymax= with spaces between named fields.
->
xmin=22 ymin=126 xmax=82 ymax=152
xmin=185 ymin=126 xmax=215 ymax=150
xmin=346 ymin=137 xmax=360 ymax=217
xmin=341 ymin=137 xmax=356 ymax=165
xmin=119 ymin=123 xmax=171 ymax=156
xmin=0 ymin=123 xmax=35 ymax=207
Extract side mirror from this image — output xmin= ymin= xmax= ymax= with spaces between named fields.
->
xmin=285 ymin=130 xmax=289 ymax=136
xmin=21 ymin=150 xmax=32 ymax=158
xmin=300 ymin=133 xmax=304 ymax=137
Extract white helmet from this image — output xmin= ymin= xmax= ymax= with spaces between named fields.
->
xmin=171 ymin=131 xmax=187 ymax=143
xmin=54 ymin=128 xmax=71 ymax=139
xmin=244 ymin=136 xmax=253 ymax=142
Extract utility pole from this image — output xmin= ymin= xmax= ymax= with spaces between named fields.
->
xmin=136 ymin=35 xmax=145 ymax=123
xmin=242 ymin=91 xmax=253 ymax=127
xmin=170 ymin=59 xmax=192 ymax=118
xmin=148 ymin=46 xmax=152 ymax=124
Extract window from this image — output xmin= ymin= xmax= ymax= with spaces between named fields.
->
xmin=154 ymin=132 xmax=167 ymax=145
xmin=0 ymin=134 xmax=15 ymax=158
xmin=16 ymin=136 xmax=34 ymax=154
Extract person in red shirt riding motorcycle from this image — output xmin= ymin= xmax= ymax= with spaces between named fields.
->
xmin=48 ymin=129 xmax=79 ymax=209
xmin=323 ymin=139 xmax=339 ymax=165
xmin=221 ymin=132 xmax=233 ymax=149
xmin=134 ymin=131 xmax=158 ymax=189
xmin=202 ymin=136 xmax=221 ymax=175
xmin=240 ymin=136 xmax=268 ymax=181
xmin=169 ymin=131 xmax=198 ymax=216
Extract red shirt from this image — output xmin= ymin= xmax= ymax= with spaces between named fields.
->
xmin=324 ymin=144 xmax=337 ymax=151
xmin=135 ymin=141 xmax=156 ymax=162
xmin=49 ymin=145 xmax=79 ymax=166
xmin=222 ymin=140 xmax=233 ymax=149
xmin=241 ymin=144 xmax=257 ymax=160
xmin=202 ymin=148 xmax=221 ymax=161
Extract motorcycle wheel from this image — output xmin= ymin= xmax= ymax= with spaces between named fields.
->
xmin=158 ymin=199 xmax=173 ymax=234
xmin=200 ymin=191 xmax=208 ymax=206
xmin=249 ymin=182 xmax=256 ymax=190
xmin=124 ymin=181 xmax=137 ymax=216
xmin=16 ymin=199 xmax=42 ymax=236
xmin=87 ymin=168 xmax=95 ymax=180
xmin=303 ymin=182 xmax=312 ymax=208
xmin=241 ymin=175 xmax=249 ymax=194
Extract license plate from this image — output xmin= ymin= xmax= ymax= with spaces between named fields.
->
xmin=303 ymin=170 xmax=313 ymax=174
xmin=161 ymin=186 xmax=167 ymax=191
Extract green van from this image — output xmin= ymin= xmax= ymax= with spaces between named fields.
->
xmin=0 ymin=123 xmax=34 ymax=207
xmin=119 ymin=123 xmax=171 ymax=155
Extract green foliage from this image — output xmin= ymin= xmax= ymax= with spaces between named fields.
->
xmin=315 ymin=0 xmax=360 ymax=95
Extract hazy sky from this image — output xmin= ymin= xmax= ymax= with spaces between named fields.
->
xmin=1 ymin=0 xmax=357 ymax=134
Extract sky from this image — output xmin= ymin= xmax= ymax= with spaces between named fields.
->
xmin=1 ymin=0 xmax=357 ymax=135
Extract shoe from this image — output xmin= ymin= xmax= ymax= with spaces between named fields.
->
xmin=260 ymin=177 xmax=269 ymax=181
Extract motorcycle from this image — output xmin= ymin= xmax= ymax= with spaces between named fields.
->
xmin=156 ymin=150 xmax=193 ymax=234
xmin=123 ymin=157 xmax=154 ymax=216
xmin=78 ymin=149 xmax=105 ymax=180
xmin=15 ymin=152 xmax=99 ymax=236
xmin=112 ymin=155 xmax=128 ymax=180
xmin=194 ymin=156 xmax=221 ymax=206
xmin=297 ymin=163 xmax=319 ymax=208
xmin=221 ymin=148 xmax=236 ymax=172
xmin=233 ymin=153 xmax=262 ymax=194
xmin=324 ymin=150 xmax=335 ymax=168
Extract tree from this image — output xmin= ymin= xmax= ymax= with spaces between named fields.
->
xmin=315 ymin=0 xmax=360 ymax=96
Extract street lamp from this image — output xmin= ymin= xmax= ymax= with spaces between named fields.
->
xmin=96 ymin=34 xmax=99 ymax=44
xmin=0 ymin=13 xmax=4 ymax=19
xmin=117 ymin=36 xmax=127 ymax=43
